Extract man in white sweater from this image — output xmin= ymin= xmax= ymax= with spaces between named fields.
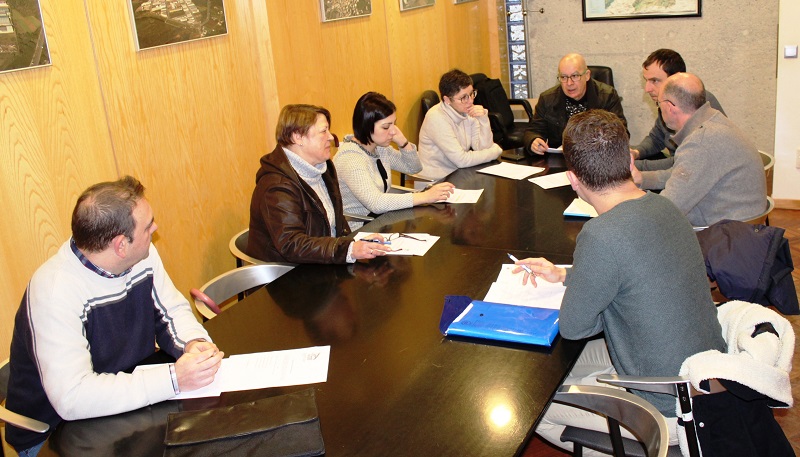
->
xmin=418 ymin=69 xmax=503 ymax=179
xmin=6 ymin=176 xmax=223 ymax=456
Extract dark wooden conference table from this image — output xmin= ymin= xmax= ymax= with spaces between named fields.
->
xmin=42 ymin=153 xmax=587 ymax=457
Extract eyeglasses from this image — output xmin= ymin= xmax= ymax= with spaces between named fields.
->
xmin=386 ymin=233 xmax=424 ymax=243
xmin=656 ymin=99 xmax=675 ymax=108
xmin=557 ymin=71 xmax=587 ymax=83
xmin=454 ymin=90 xmax=478 ymax=103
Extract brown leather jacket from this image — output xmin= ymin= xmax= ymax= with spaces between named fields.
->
xmin=246 ymin=145 xmax=353 ymax=263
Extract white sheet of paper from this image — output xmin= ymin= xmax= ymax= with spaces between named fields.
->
xmin=478 ymin=162 xmax=545 ymax=180
xmin=563 ymin=198 xmax=598 ymax=218
xmin=547 ymin=146 xmax=563 ymax=154
xmin=483 ymin=264 xmax=567 ymax=309
xmin=222 ymin=346 xmax=330 ymax=393
xmin=529 ymin=171 xmax=570 ymax=189
xmin=134 ymin=346 xmax=331 ymax=400
xmin=354 ymin=232 xmax=440 ymax=256
xmin=438 ymin=188 xmax=484 ymax=204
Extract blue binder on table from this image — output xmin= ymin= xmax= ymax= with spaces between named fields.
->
xmin=439 ymin=295 xmax=560 ymax=347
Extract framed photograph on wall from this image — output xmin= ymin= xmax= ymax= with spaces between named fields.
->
xmin=400 ymin=0 xmax=434 ymax=12
xmin=0 ymin=0 xmax=51 ymax=75
xmin=582 ymin=0 xmax=701 ymax=21
xmin=454 ymin=0 xmax=477 ymax=4
xmin=320 ymin=0 xmax=372 ymax=22
xmin=127 ymin=0 xmax=228 ymax=51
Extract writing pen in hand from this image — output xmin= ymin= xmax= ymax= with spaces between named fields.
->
xmin=364 ymin=239 xmax=391 ymax=245
xmin=507 ymin=253 xmax=534 ymax=275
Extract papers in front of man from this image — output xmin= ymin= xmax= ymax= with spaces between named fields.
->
xmin=547 ymin=146 xmax=563 ymax=154
xmin=134 ymin=346 xmax=331 ymax=400
xmin=478 ymin=162 xmax=545 ymax=180
xmin=529 ymin=171 xmax=570 ymax=189
xmin=563 ymin=198 xmax=598 ymax=218
xmin=437 ymin=188 xmax=484 ymax=204
xmin=354 ymin=232 xmax=440 ymax=256
xmin=483 ymin=264 xmax=567 ymax=310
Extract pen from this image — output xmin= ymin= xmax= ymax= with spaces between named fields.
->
xmin=364 ymin=239 xmax=390 ymax=245
xmin=507 ymin=253 xmax=533 ymax=275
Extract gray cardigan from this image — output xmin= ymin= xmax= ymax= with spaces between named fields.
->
xmin=639 ymin=103 xmax=767 ymax=227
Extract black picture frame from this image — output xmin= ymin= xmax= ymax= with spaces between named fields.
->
xmin=582 ymin=0 xmax=701 ymax=21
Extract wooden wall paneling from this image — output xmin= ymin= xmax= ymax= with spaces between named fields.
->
xmin=384 ymin=0 xmax=450 ymax=144
xmin=265 ymin=0 xmax=393 ymax=139
xmin=83 ymin=0 xmax=275 ymax=300
xmin=445 ymin=0 xmax=500 ymax=77
xmin=0 ymin=0 xmax=117 ymax=359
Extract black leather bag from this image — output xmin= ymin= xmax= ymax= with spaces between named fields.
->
xmin=163 ymin=388 xmax=324 ymax=457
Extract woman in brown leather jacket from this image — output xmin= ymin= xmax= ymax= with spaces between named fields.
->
xmin=246 ymin=104 xmax=391 ymax=264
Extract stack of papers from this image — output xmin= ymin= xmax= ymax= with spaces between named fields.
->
xmin=482 ymin=264 xmax=566 ymax=309
xmin=547 ymin=146 xmax=563 ymax=154
xmin=529 ymin=171 xmax=570 ymax=189
xmin=134 ymin=346 xmax=331 ymax=399
xmin=478 ymin=162 xmax=545 ymax=180
xmin=563 ymin=198 xmax=598 ymax=218
xmin=354 ymin=232 xmax=439 ymax=256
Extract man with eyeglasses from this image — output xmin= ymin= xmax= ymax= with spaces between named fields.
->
xmin=524 ymin=53 xmax=627 ymax=156
xmin=419 ymin=69 xmax=503 ymax=179
xmin=631 ymin=73 xmax=766 ymax=227
xmin=632 ymin=49 xmax=725 ymax=169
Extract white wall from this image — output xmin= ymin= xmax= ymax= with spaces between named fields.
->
xmin=773 ymin=0 xmax=800 ymax=202
xmin=524 ymin=0 xmax=778 ymax=162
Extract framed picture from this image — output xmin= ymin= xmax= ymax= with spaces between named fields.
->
xmin=582 ymin=0 xmax=701 ymax=21
xmin=0 ymin=0 xmax=51 ymax=75
xmin=454 ymin=0 xmax=477 ymax=3
xmin=320 ymin=0 xmax=372 ymax=22
xmin=400 ymin=0 xmax=434 ymax=12
xmin=127 ymin=0 xmax=228 ymax=51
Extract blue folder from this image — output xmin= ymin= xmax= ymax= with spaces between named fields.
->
xmin=439 ymin=295 xmax=560 ymax=347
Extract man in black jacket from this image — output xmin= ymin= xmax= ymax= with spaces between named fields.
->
xmin=524 ymin=53 xmax=627 ymax=155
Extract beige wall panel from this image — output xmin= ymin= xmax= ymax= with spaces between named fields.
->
xmin=265 ymin=0 xmax=392 ymax=138
xmin=444 ymin=0 xmax=499 ymax=77
xmin=384 ymin=1 xmax=450 ymax=142
xmin=0 ymin=2 xmax=117 ymax=359
xmin=83 ymin=0 xmax=276 ymax=299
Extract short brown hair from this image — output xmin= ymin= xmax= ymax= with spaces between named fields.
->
xmin=562 ymin=110 xmax=631 ymax=192
xmin=72 ymin=176 xmax=145 ymax=252
xmin=275 ymin=104 xmax=331 ymax=148
xmin=439 ymin=69 xmax=473 ymax=99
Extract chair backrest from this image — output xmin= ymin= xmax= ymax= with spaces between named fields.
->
xmin=229 ymin=229 xmax=266 ymax=267
xmin=191 ymin=264 xmax=294 ymax=320
xmin=554 ymin=384 xmax=670 ymax=457
xmin=759 ymin=150 xmax=774 ymax=196
xmin=588 ymin=65 xmax=614 ymax=87
xmin=1 ymin=359 xmax=50 ymax=434
xmin=743 ymin=195 xmax=775 ymax=225
xmin=471 ymin=73 xmax=516 ymax=130
xmin=419 ymin=90 xmax=439 ymax=128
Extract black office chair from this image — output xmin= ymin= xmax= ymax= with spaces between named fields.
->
xmin=419 ymin=90 xmax=439 ymax=128
xmin=588 ymin=65 xmax=614 ymax=87
xmin=401 ymin=90 xmax=440 ymax=187
xmin=470 ymin=72 xmax=534 ymax=150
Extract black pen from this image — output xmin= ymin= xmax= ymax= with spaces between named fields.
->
xmin=364 ymin=238 xmax=390 ymax=245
